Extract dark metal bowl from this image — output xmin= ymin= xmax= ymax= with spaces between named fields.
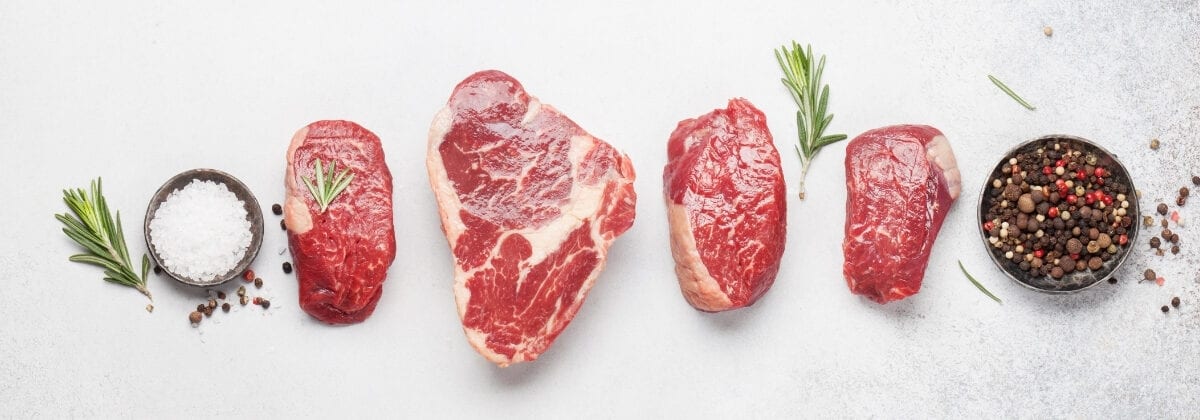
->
xmin=143 ymin=169 xmax=264 ymax=287
xmin=977 ymin=135 xmax=1140 ymax=293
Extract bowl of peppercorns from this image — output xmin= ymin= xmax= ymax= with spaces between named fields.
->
xmin=978 ymin=135 xmax=1139 ymax=293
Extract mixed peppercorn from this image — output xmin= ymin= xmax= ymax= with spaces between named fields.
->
xmin=982 ymin=139 xmax=1134 ymax=283
xmin=187 ymin=268 xmax=275 ymax=327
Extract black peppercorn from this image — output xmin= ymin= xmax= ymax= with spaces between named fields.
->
xmin=283 ymin=262 xmax=293 ymax=274
xmin=1150 ymin=237 xmax=1161 ymax=249
xmin=1171 ymin=245 xmax=1180 ymax=254
xmin=222 ymin=302 xmax=231 ymax=313
xmin=217 ymin=291 xmax=226 ymax=300
xmin=1157 ymin=203 xmax=1169 ymax=215
xmin=153 ymin=265 xmax=162 ymax=275
xmin=254 ymin=277 xmax=263 ymax=288
xmin=1178 ymin=196 xmax=1187 ymax=206
xmin=281 ymin=219 xmax=287 ymax=231
xmin=1172 ymin=297 xmax=1181 ymax=307
xmin=189 ymin=311 xmax=202 ymax=325
xmin=1144 ymin=269 xmax=1156 ymax=281
xmin=1193 ymin=175 xmax=1200 ymax=186
xmin=261 ymin=299 xmax=271 ymax=310
xmin=1107 ymin=277 xmax=1118 ymax=284
xmin=1162 ymin=305 xmax=1170 ymax=313
xmin=272 ymin=203 xmax=283 ymax=215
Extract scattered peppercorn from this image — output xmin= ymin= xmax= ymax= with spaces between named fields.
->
xmin=272 ymin=203 xmax=283 ymax=215
xmin=189 ymin=311 xmax=202 ymax=325
xmin=1043 ymin=26 xmax=1053 ymax=36
xmin=1144 ymin=216 xmax=1154 ymax=227
xmin=240 ymin=295 xmax=249 ymax=306
xmin=254 ymin=277 xmax=263 ymax=288
xmin=281 ymin=219 xmax=287 ymax=231
xmin=222 ymin=302 xmax=231 ymax=313
xmin=1182 ymin=187 xmax=1191 ymax=198
xmin=1150 ymin=138 xmax=1160 ymax=150
xmin=260 ymin=299 xmax=271 ymax=310
xmin=1170 ymin=233 xmax=1180 ymax=244
xmin=207 ymin=298 xmax=217 ymax=309
xmin=153 ymin=265 xmax=162 ymax=275
xmin=1162 ymin=305 xmax=1170 ymax=313
xmin=243 ymin=269 xmax=255 ymax=281
xmin=1178 ymin=196 xmax=1187 ymax=206
xmin=1150 ymin=237 xmax=1161 ymax=249
xmin=1193 ymin=175 xmax=1199 ymax=186
xmin=283 ymin=262 xmax=293 ymax=274
xmin=1172 ymin=296 xmax=1181 ymax=308
xmin=1171 ymin=245 xmax=1180 ymax=254
xmin=145 ymin=304 xmax=154 ymax=313
xmin=197 ymin=304 xmax=207 ymax=313
xmin=217 ymin=291 xmax=226 ymax=300
xmin=203 ymin=306 xmax=214 ymax=317
xmin=1158 ymin=203 xmax=1169 ymax=215
xmin=237 ymin=285 xmax=246 ymax=297
xmin=253 ymin=297 xmax=262 ymax=305
xmin=1107 ymin=277 xmax=1118 ymax=284
xmin=1144 ymin=269 xmax=1156 ymax=281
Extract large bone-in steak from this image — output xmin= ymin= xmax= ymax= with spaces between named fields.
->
xmin=663 ymin=98 xmax=786 ymax=312
xmin=427 ymin=70 xmax=636 ymax=366
xmin=284 ymin=120 xmax=395 ymax=324
xmin=842 ymin=125 xmax=961 ymax=303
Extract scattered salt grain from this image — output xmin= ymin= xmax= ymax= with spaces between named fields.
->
xmin=150 ymin=179 xmax=252 ymax=282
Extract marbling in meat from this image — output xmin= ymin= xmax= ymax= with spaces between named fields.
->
xmin=427 ymin=70 xmax=636 ymax=366
xmin=663 ymin=98 xmax=786 ymax=312
xmin=284 ymin=120 xmax=396 ymax=324
xmin=842 ymin=125 xmax=961 ymax=303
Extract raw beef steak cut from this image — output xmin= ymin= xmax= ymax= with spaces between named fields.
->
xmin=663 ymin=98 xmax=786 ymax=312
xmin=284 ymin=120 xmax=395 ymax=324
xmin=427 ymin=70 xmax=637 ymax=366
xmin=842 ymin=125 xmax=961 ymax=303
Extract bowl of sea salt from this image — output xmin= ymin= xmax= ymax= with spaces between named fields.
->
xmin=144 ymin=169 xmax=264 ymax=287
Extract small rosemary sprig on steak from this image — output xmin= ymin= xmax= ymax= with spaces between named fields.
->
xmin=302 ymin=158 xmax=354 ymax=213
xmin=775 ymin=41 xmax=848 ymax=200
xmin=55 ymin=178 xmax=152 ymax=301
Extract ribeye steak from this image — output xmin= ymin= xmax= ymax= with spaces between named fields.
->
xmin=284 ymin=120 xmax=396 ymax=324
xmin=842 ymin=125 xmax=960 ymax=303
xmin=427 ymin=70 xmax=636 ymax=366
xmin=663 ymin=98 xmax=786 ymax=312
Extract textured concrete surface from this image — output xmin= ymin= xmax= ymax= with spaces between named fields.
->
xmin=1 ymin=1 xmax=1197 ymax=417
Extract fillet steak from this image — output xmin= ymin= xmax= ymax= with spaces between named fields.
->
xmin=284 ymin=120 xmax=395 ymax=324
xmin=842 ymin=125 xmax=961 ymax=303
xmin=427 ymin=70 xmax=636 ymax=366
xmin=663 ymin=98 xmax=786 ymax=312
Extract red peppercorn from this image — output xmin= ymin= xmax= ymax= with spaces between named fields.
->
xmin=253 ymin=296 xmax=262 ymax=305
xmin=1102 ymin=195 xmax=1113 ymax=206
xmin=1056 ymin=159 xmax=1065 ymax=167
xmin=243 ymin=270 xmax=255 ymax=281
xmin=1048 ymin=207 xmax=1059 ymax=218
xmin=983 ymin=221 xmax=995 ymax=232
xmin=1118 ymin=234 xmax=1128 ymax=245
xmin=1070 ymin=253 xmax=1080 ymax=260
xmin=1042 ymin=166 xmax=1052 ymax=175
xmin=1097 ymin=177 xmax=1105 ymax=186
xmin=1084 ymin=194 xmax=1094 ymax=205
xmin=1075 ymin=169 xmax=1086 ymax=180
xmin=1034 ymin=249 xmax=1045 ymax=258
xmin=1055 ymin=179 xmax=1066 ymax=188
xmin=1067 ymin=194 xmax=1078 ymax=205
xmin=1094 ymin=167 xmax=1105 ymax=178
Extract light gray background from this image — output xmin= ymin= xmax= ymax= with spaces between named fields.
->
xmin=2 ymin=1 xmax=1198 ymax=418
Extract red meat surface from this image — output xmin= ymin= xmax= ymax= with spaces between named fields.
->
xmin=663 ymin=98 xmax=786 ymax=311
xmin=427 ymin=70 xmax=636 ymax=366
xmin=842 ymin=125 xmax=961 ymax=304
xmin=284 ymin=120 xmax=395 ymax=324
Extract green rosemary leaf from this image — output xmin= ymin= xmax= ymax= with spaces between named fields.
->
xmin=988 ymin=75 xmax=1036 ymax=111
xmin=958 ymin=260 xmax=1002 ymax=304
xmin=304 ymin=158 xmax=355 ymax=213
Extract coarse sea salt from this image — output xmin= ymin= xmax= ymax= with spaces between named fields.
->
xmin=150 ymin=179 xmax=252 ymax=282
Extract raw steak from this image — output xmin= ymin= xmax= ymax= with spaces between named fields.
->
xmin=427 ymin=70 xmax=636 ymax=366
xmin=842 ymin=125 xmax=961 ymax=303
xmin=663 ymin=98 xmax=786 ymax=312
xmin=284 ymin=120 xmax=395 ymax=324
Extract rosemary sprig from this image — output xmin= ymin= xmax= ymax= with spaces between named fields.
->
xmin=988 ymin=75 xmax=1036 ymax=111
xmin=775 ymin=41 xmax=848 ymax=200
xmin=302 ymin=158 xmax=354 ymax=213
xmin=55 ymin=178 xmax=152 ymax=301
xmin=958 ymin=260 xmax=1002 ymax=304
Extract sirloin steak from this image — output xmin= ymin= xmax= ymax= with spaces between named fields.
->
xmin=663 ymin=98 xmax=786 ymax=312
xmin=284 ymin=120 xmax=395 ymax=324
xmin=843 ymin=125 xmax=961 ymax=303
xmin=427 ymin=70 xmax=636 ymax=366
